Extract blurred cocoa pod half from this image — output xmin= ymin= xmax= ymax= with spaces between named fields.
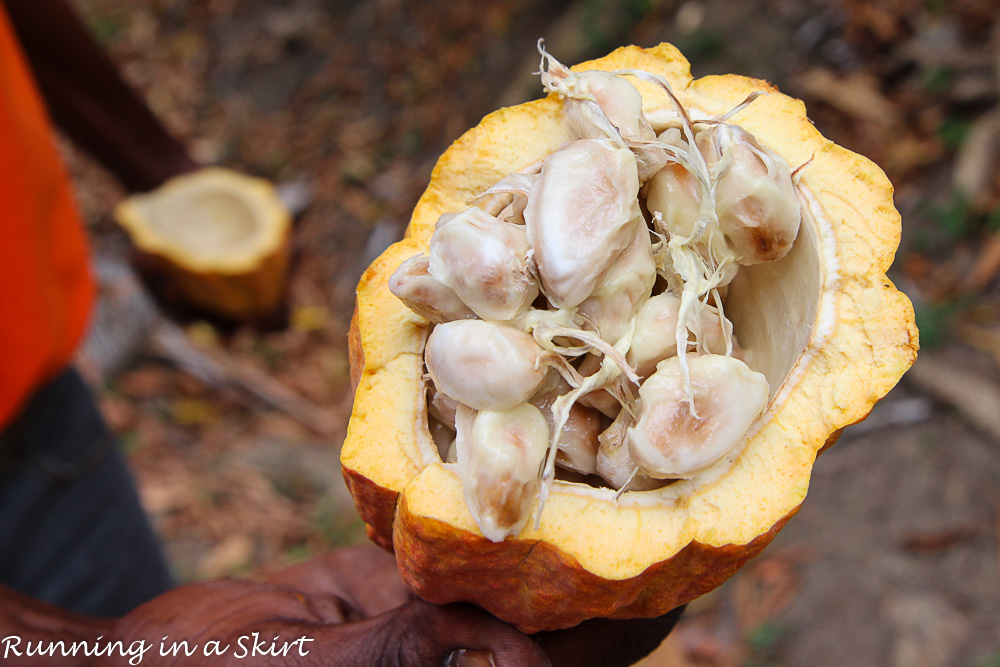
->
xmin=115 ymin=168 xmax=292 ymax=323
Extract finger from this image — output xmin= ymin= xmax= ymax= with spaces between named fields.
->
xmin=113 ymin=579 xmax=355 ymax=657
xmin=266 ymin=547 xmax=409 ymax=617
xmin=534 ymin=605 xmax=685 ymax=667
xmin=308 ymin=599 xmax=551 ymax=667
xmin=399 ymin=600 xmax=551 ymax=667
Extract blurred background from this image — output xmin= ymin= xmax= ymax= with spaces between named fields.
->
xmin=62 ymin=0 xmax=1000 ymax=664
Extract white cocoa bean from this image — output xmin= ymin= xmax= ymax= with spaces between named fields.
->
xmin=627 ymin=354 xmax=768 ymax=478
xmin=425 ymin=320 xmax=549 ymax=411
xmin=428 ymin=207 xmax=538 ymax=321
xmin=524 ymin=139 xmax=640 ymax=309
xmin=455 ymin=403 xmax=549 ymax=542
xmin=388 ymin=254 xmax=475 ymax=323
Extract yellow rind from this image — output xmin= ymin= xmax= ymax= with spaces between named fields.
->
xmin=115 ymin=167 xmax=290 ymax=275
xmin=341 ymin=43 xmax=918 ymax=630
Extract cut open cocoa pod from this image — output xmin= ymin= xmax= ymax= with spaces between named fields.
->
xmin=114 ymin=167 xmax=291 ymax=322
xmin=341 ymin=43 xmax=918 ymax=633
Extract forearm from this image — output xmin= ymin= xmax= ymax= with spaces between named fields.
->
xmin=0 ymin=585 xmax=115 ymax=666
xmin=4 ymin=0 xmax=197 ymax=191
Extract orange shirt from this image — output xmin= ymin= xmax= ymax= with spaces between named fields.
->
xmin=0 ymin=4 xmax=94 ymax=427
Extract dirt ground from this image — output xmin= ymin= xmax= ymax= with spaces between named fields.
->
xmin=63 ymin=0 xmax=1000 ymax=664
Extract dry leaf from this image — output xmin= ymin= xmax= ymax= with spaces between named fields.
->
xmin=954 ymin=111 xmax=1000 ymax=205
xmin=195 ymin=534 xmax=255 ymax=579
xmin=961 ymin=234 xmax=1000 ymax=291
xmin=796 ymin=68 xmax=900 ymax=126
xmin=902 ymin=524 xmax=983 ymax=553
xmin=906 ymin=351 xmax=1000 ymax=441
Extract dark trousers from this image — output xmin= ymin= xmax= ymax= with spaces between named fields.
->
xmin=0 ymin=368 xmax=173 ymax=617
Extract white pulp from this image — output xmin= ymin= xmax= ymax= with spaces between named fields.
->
xmin=425 ymin=320 xmax=549 ymax=412
xmin=455 ymin=403 xmax=550 ymax=542
xmin=627 ymin=354 xmax=768 ymax=479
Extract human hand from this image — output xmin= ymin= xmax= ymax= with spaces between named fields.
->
xmin=107 ymin=547 xmax=682 ymax=666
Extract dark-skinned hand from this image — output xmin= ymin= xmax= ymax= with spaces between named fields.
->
xmin=104 ymin=546 xmax=683 ymax=666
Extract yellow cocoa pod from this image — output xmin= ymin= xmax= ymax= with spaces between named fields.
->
xmin=341 ymin=43 xmax=917 ymax=633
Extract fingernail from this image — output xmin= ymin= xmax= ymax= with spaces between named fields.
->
xmin=445 ymin=649 xmax=496 ymax=667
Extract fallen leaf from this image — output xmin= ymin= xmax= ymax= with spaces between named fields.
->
xmin=953 ymin=111 xmax=1000 ymax=205
xmin=961 ymin=233 xmax=1000 ymax=292
xmin=906 ymin=351 xmax=1000 ymax=441
xmin=170 ymin=398 xmax=217 ymax=425
xmin=796 ymin=68 xmax=901 ymax=126
xmin=902 ymin=524 xmax=983 ymax=553
xmin=195 ymin=534 xmax=255 ymax=579
xmin=733 ymin=547 xmax=813 ymax=633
